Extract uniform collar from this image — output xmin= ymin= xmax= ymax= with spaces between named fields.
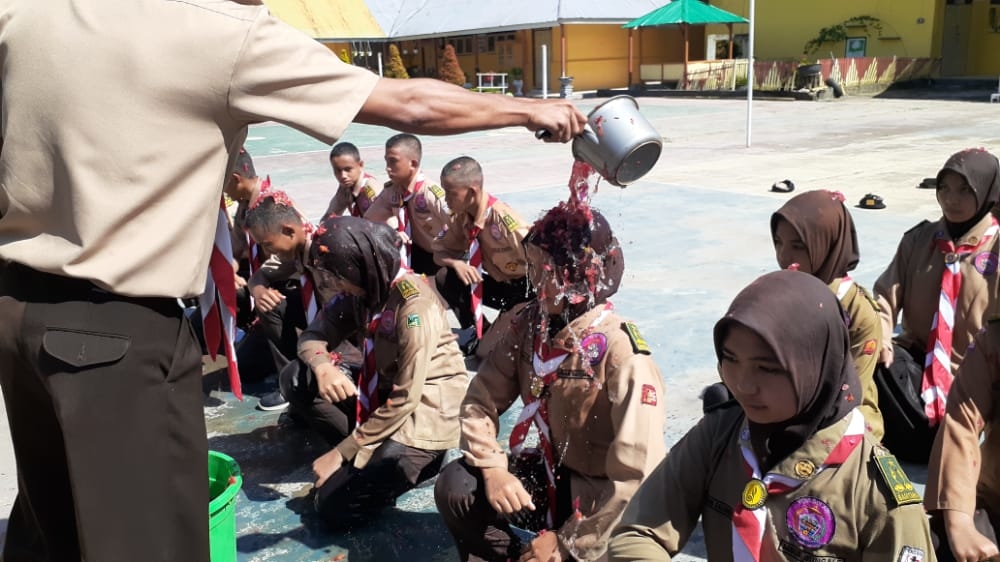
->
xmin=761 ymin=411 xmax=856 ymax=483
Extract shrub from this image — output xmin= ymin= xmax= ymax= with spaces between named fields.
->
xmin=385 ymin=44 xmax=410 ymax=79
xmin=438 ymin=44 xmax=466 ymax=86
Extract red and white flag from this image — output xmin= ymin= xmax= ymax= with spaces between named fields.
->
xmin=201 ymin=196 xmax=243 ymax=400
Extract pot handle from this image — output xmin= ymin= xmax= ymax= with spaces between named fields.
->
xmin=534 ymin=125 xmax=594 ymax=141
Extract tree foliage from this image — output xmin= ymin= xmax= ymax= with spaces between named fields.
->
xmin=385 ymin=44 xmax=409 ymax=79
xmin=438 ymin=44 xmax=466 ymax=86
xmin=803 ymin=15 xmax=883 ymax=55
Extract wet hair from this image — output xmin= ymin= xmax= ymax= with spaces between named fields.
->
xmin=329 ymin=142 xmax=361 ymax=162
xmin=385 ymin=133 xmax=422 ymax=162
xmin=440 ymin=156 xmax=483 ymax=189
xmin=244 ymin=192 xmax=301 ymax=235
xmin=232 ymin=149 xmax=256 ymax=179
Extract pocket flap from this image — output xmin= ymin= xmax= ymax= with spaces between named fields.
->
xmin=42 ymin=328 xmax=130 ymax=368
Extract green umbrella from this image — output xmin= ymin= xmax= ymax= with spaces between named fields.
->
xmin=624 ymin=0 xmax=748 ymax=88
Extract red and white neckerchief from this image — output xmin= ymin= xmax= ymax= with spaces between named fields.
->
xmin=834 ymin=275 xmax=854 ymax=300
xmin=922 ymin=218 xmax=999 ymax=425
xmin=357 ymin=266 xmax=411 ymax=424
xmin=468 ymin=195 xmax=498 ymax=339
xmin=246 ymin=176 xmax=272 ymax=275
xmin=201 ymin=195 xmax=242 ymax=400
xmin=731 ymin=409 xmax=865 ymax=561
xmin=350 ymin=173 xmax=377 ymax=218
xmin=396 ymin=173 xmax=426 ymax=267
xmin=299 ymin=224 xmax=319 ymax=323
xmin=508 ymin=302 xmax=614 ymax=527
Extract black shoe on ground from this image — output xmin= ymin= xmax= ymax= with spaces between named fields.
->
xmin=258 ymin=389 xmax=288 ymax=412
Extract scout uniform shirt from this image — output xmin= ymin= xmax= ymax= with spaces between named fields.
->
xmin=875 ymin=214 xmax=1000 ymax=375
xmin=926 ymin=319 xmax=1000 ymax=519
xmin=324 ymin=172 xmax=381 ymax=218
xmin=364 ymin=174 xmax=450 ymax=254
xmin=461 ymin=301 xmax=667 ymax=561
xmin=431 ymin=192 xmax=529 ymax=282
xmin=298 ymin=273 xmax=468 ymax=468
xmin=609 ymin=407 xmax=934 ymax=562
xmin=831 ymin=277 xmax=885 ymax=441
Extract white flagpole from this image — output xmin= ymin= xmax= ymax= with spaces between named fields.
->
xmin=745 ymin=0 xmax=755 ymax=148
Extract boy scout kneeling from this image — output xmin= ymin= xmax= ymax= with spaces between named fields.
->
xmin=434 ymin=205 xmax=667 ymax=562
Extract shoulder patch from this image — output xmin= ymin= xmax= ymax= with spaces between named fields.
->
xmin=406 ymin=313 xmax=421 ymax=328
xmin=856 ymin=285 xmax=881 ymax=313
xmin=904 ymin=219 xmax=931 ymax=235
xmin=397 ymin=279 xmax=420 ymax=300
xmin=363 ymin=185 xmax=376 ymax=200
xmin=871 ymin=449 xmax=922 ymax=507
xmin=428 ymin=184 xmax=445 ymax=200
xmin=621 ymin=322 xmax=651 ymax=355
xmin=500 ymin=213 xmax=520 ymax=232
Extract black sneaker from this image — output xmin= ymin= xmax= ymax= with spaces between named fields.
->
xmin=258 ymin=390 xmax=288 ymax=412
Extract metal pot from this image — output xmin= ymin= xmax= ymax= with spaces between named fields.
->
xmin=571 ymin=95 xmax=662 ymax=187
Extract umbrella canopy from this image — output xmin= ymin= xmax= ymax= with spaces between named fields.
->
xmin=623 ymin=0 xmax=747 ymax=28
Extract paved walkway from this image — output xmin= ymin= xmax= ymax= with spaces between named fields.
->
xmin=2 ymin=91 xmax=999 ymax=559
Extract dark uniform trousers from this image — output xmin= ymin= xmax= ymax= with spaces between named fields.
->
xmin=0 ymin=262 xmax=209 ymax=562
xmin=874 ymin=343 xmax=938 ymax=463
xmin=236 ymin=278 xmax=307 ymax=383
xmin=434 ymin=455 xmax=574 ymax=562
xmin=434 ymin=268 xmax=532 ymax=333
xmin=279 ymin=359 xmax=445 ymax=531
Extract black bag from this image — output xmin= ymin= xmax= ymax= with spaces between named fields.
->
xmin=874 ymin=344 xmax=938 ymax=464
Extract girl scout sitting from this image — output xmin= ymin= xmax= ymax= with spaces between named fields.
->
xmin=609 ymin=270 xmax=933 ymax=562
xmin=434 ymin=205 xmax=667 ymax=562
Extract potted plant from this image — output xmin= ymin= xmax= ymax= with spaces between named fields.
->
xmin=510 ymin=67 xmax=524 ymax=96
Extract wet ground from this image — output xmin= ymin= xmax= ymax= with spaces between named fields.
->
xmin=4 ymin=92 xmax=999 ymax=560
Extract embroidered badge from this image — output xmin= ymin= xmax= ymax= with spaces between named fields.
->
xmin=390 ymin=192 xmax=401 ymax=206
xmin=786 ymin=496 xmax=835 ymax=549
xmin=873 ymin=453 xmax=922 ymax=506
xmin=581 ymin=333 xmax=608 ymax=365
xmin=490 ymin=223 xmax=504 ymax=240
xmin=363 ymin=185 xmax=376 ymax=200
xmin=406 ymin=313 xmax=421 ymax=328
xmin=622 ymin=322 xmax=651 ymax=354
xmin=428 ymin=183 xmax=445 ymax=199
xmin=741 ymin=479 xmax=767 ymax=510
xmin=897 ymin=546 xmax=924 ymax=562
xmin=862 ymin=339 xmax=878 ymax=356
xmin=975 ymin=251 xmax=999 ymax=275
xmin=504 ymin=261 xmax=520 ymax=273
xmin=640 ymin=383 xmax=657 ymax=406
xmin=397 ymin=280 xmax=420 ymax=300
xmin=501 ymin=213 xmax=519 ymax=232
xmin=793 ymin=459 xmax=816 ymax=479
xmin=380 ymin=310 xmax=396 ymax=335
xmin=414 ymin=192 xmax=429 ymax=212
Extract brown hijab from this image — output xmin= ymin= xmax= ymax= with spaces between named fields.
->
xmin=937 ymin=148 xmax=1000 ymax=239
xmin=713 ymin=270 xmax=861 ymax=471
xmin=770 ymin=190 xmax=859 ymax=285
xmin=309 ymin=216 xmax=402 ymax=313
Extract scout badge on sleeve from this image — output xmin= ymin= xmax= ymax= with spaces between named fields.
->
xmin=872 ymin=448 xmax=922 ymax=506
xmin=640 ymin=384 xmax=657 ymax=406
xmin=897 ymin=546 xmax=925 ymax=562
xmin=621 ymin=321 xmax=650 ymax=354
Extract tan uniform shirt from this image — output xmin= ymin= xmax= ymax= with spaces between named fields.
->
xmin=875 ymin=215 xmax=1000 ymax=374
xmin=462 ymin=302 xmax=667 ymax=561
xmin=324 ymin=173 xmax=381 ymax=218
xmin=0 ymin=0 xmax=379 ymax=298
xmin=833 ymin=278 xmax=885 ymax=441
xmin=609 ymin=407 xmax=934 ymax=562
xmin=926 ymin=320 xmax=1000 ymax=517
xmin=365 ymin=176 xmax=450 ymax=254
xmin=432 ymin=193 xmax=529 ymax=282
xmin=298 ymin=273 xmax=468 ymax=468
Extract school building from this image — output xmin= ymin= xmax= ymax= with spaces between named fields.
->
xmin=262 ymin=0 xmax=1000 ymax=95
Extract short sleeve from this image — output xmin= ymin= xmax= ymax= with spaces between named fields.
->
xmin=228 ymin=10 xmax=380 ymax=144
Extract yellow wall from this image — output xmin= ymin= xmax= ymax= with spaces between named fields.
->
xmin=709 ymin=0 xmax=938 ymax=61
xmin=965 ymin=2 xmax=1000 ymax=76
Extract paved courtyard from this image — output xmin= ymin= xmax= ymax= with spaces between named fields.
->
xmin=2 ymin=90 xmax=999 ymax=560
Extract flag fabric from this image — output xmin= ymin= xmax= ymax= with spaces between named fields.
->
xmin=201 ymin=196 xmax=243 ymax=400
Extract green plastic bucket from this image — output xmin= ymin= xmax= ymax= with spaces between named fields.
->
xmin=208 ymin=450 xmax=242 ymax=562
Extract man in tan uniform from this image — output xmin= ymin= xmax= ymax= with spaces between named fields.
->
xmin=364 ymin=133 xmax=450 ymax=276
xmin=874 ymin=148 xmax=1000 ymax=463
xmin=926 ymin=318 xmax=1000 ymax=562
xmin=0 ymin=1 xmax=586 ymax=558
xmin=324 ymin=141 xmax=382 ymax=218
xmin=285 ymin=217 xmax=468 ymax=530
xmin=433 ymin=156 xmax=533 ymax=354
xmin=434 ymin=207 xmax=666 ymax=562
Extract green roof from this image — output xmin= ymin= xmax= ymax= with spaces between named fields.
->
xmin=623 ymin=0 xmax=748 ymax=28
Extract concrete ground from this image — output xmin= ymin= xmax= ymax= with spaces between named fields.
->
xmin=2 ymin=88 xmax=999 ymax=559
